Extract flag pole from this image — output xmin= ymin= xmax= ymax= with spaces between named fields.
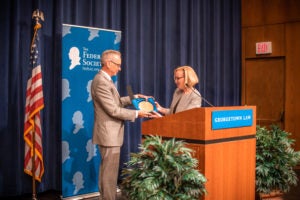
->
xmin=31 ymin=129 xmax=37 ymax=200
xmin=30 ymin=9 xmax=44 ymax=200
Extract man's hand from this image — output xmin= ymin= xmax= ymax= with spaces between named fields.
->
xmin=137 ymin=110 xmax=162 ymax=118
xmin=137 ymin=110 xmax=151 ymax=118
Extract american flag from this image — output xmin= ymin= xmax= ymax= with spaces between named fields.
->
xmin=23 ymin=17 xmax=44 ymax=182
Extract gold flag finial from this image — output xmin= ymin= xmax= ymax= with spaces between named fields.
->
xmin=32 ymin=9 xmax=44 ymax=24
xmin=32 ymin=9 xmax=44 ymax=30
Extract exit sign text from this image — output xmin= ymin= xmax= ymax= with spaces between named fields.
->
xmin=256 ymin=42 xmax=272 ymax=54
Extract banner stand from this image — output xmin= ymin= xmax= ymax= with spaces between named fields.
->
xmin=61 ymin=24 xmax=121 ymax=198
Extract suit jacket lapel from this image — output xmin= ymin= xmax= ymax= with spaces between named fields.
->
xmin=99 ymin=70 xmax=120 ymax=98
xmin=110 ymin=80 xmax=120 ymax=98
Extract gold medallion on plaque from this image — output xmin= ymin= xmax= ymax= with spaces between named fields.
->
xmin=138 ymin=101 xmax=154 ymax=112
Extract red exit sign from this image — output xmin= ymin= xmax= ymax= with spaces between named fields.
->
xmin=256 ymin=42 xmax=272 ymax=54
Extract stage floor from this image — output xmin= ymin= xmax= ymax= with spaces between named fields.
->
xmin=4 ymin=169 xmax=300 ymax=200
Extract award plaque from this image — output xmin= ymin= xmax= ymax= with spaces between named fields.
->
xmin=132 ymin=97 xmax=157 ymax=112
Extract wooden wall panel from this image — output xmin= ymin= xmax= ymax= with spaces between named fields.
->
xmin=264 ymin=24 xmax=285 ymax=56
xmin=264 ymin=0 xmax=300 ymax=23
xmin=285 ymin=22 xmax=300 ymax=151
xmin=244 ymin=27 xmax=264 ymax=58
xmin=242 ymin=0 xmax=300 ymax=150
xmin=244 ymin=24 xmax=285 ymax=58
xmin=285 ymin=0 xmax=300 ymax=22
xmin=264 ymin=0 xmax=287 ymax=24
xmin=242 ymin=0 xmax=300 ymax=27
xmin=244 ymin=59 xmax=285 ymax=128
xmin=242 ymin=0 xmax=264 ymax=27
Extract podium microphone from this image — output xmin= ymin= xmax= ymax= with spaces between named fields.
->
xmin=186 ymin=83 xmax=214 ymax=107
xmin=201 ymin=95 xmax=214 ymax=107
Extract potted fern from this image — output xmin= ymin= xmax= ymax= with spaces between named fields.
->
xmin=121 ymin=135 xmax=207 ymax=200
xmin=256 ymin=125 xmax=300 ymax=199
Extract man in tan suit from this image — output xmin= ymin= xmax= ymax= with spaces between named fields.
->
xmin=91 ymin=50 xmax=150 ymax=200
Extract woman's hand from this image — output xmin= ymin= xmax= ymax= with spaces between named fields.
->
xmin=155 ymin=102 xmax=166 ymax=114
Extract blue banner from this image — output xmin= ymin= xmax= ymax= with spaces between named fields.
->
xmin=212 ymin=109 xmax=253 ymax=130
xmin=61 ymin=24 xmax=121 ymax=198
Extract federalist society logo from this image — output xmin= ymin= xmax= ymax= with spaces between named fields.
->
xmin=68 ymin=46 xmax=101 ymax=72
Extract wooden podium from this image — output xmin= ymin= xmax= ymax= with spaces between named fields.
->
xmin=142 ymin=106 xmax=256 ymax=200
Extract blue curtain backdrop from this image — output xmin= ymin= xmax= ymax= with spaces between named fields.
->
xmin=0 ymin=0 xmax=241 ymax=196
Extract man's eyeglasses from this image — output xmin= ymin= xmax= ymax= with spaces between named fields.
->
xmin=174 ymin=77 xmax=184 ymax=81
xmin=110 ymin=60 xmax=121 ymax=67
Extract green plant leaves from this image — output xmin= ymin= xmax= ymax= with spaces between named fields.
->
xmin=121 ymin=135 xmax=207 ymax=200
xmin=255 ymin=125 xmax=300 ymax=194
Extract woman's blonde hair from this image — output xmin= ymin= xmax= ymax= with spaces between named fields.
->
xmin=174 ymin=66 xmax=199 ymax=87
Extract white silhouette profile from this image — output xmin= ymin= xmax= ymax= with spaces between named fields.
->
xmin=72 ymin=171 xmax=84 ymax=195
xmin=86 ymin=139 xmax=97 ymax=162
xmin=114 ymin=32 xmax=122 ymax=44
xmin=72 ymin=111 xmax=84 ymax=134
xmin=62 ymin=79 xmax=71 ymax=101
xmin=62 ymin=141 xmax=71 ymax=163
xmin=86 ymin=80 xmax=92 ymax=102
xmin=88 ymin=29 xmax=99 ymax=41
xmin=68 ymin=47 xmax=81 ymax=70
xmin=62 ymin=26 xmax=71 ymax=37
